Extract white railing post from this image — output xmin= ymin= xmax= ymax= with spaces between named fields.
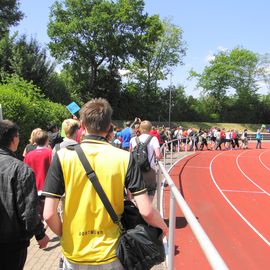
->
xmin=158 ymin=159 xmax=229 ymax=270
xmin=168 ymin=190 xmax=176 ymax=270
xmin=156 ymin=166 xmax=161 ymax=212
xmin=170 ymin=142 xmax=173 ymax=167
xmin=163 ymin=143 xmax=167 ymax=167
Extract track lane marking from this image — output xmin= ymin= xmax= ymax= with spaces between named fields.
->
xmin=185 ymin=166 xmax=209 ymax=169
xmin=259 ymin=150 xmax=270 ymax=171
xmin=221 ymin=189 xmax=266 ymax=194
xmin=210 ymin=151 xmax=270 ymax=247
xmin=236 ymin=151 xmax=270 ymax=196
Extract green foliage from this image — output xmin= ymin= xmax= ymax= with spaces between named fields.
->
xmin=2 ymin=74 xmax=44 ymax=100
xmin=0 ymin=76 xmax=70 ymax=156
xmin=0 ymin=0 xmax=24 ymax=38
xmin=0 ymin=33 xmax=72 ymax=104
xmin=48 ymin=0 xmax=163 ymax=100
xmin=189 ymin=47 xmax=265 ymax=123
xmin=257 ymin=53 xmax=270 ymax=91
xmin=190 ymin=47 xmax=260 ymax=98
xmin=128 ymin=18 xmax=186 ymax=97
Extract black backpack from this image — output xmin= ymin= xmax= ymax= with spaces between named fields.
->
xmin=132 ymin=136 xmax=153 ymax=172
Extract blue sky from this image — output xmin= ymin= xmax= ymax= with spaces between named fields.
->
xmin=12 ymin=0 xmax=270 ymax=97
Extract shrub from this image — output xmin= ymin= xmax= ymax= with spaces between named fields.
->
xmin=0 ymin=76 xmax=70 ymax=157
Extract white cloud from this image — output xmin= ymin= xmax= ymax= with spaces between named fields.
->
xmin=205 ymin=52 xmax=215 ymax=63
xmin=217 ymin=46 xmax=228 ymax=52
xmin=205 ymin=46 xmax=228 ymax=63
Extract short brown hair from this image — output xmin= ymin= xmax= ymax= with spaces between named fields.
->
xmin=29 ymin=128 xmax=42 ymax=144
xmin=139 ymin=120 xmax=152 ymax=134
xmin=79 ymin=98 xmax=112 ymax=133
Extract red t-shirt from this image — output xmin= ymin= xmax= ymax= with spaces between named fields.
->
xmin=220 ymin=130 xmax=226 ymax=139
xmin=149 ymin=130 xmax=161 ymax=144
xmin=24 ymin=147 xmax=52 ymax=192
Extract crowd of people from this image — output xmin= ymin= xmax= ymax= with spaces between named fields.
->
xmin=0 ymin=98 xmax=168 ymax=270
xmin=1 ymin=97 xmax=265 ymax=270
xmin=110 ymin=124 xmax=264 ymax=152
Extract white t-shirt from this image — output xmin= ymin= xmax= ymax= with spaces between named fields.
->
xmin=130 ymin=134 xmax=160 ymax=169
xmin=225 ymin=131 xmax=231 ymax=140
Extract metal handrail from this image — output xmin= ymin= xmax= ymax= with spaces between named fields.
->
xmin=157 ymin=140 xmax=228 ymax=270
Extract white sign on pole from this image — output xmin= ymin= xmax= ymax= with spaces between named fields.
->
xmin=0 ymin=104 xmax=3 ymax=120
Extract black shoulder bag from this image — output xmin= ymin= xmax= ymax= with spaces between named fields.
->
xmin=74 ymin=144 xmax=165 ymax=270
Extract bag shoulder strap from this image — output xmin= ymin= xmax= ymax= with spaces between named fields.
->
xmin=74 ymin=144 xmax=120 ymax=226
xmin=145 ymin=135 xmax=155 ymax=162
xmin=144 ymin=135 xmax=153 ymax=146
xmin=135 ymin=136 xmax=140 ymax=146
xmin=54 ymin=143 xmax=61 ymax=152
xmin=136 ymin=135 xmax=153 ymax=147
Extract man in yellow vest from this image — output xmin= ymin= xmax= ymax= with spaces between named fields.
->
xmin=43 ymin=98 xmax=168 ymax=269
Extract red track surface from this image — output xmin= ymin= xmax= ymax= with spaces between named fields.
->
xmin=163 ymin=143 xmax=270 ymax=270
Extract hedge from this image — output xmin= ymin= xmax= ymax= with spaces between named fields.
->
xmin=0 ymin=77 xmax=70 ymax=157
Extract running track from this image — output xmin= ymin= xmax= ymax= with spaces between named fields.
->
xmin=163 ymin=142 xmax=270 ymax=270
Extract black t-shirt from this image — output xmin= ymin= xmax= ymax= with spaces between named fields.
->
xmin=25 ymin=144 xmax=37 ymax=154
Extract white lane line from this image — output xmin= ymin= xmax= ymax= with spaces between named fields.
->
xmin=236 ymin=151 xmax=270 ymax=196
xmin=185 ymin=166 xmax=209 ymax=169
xmin=210 ymin=151 xmax=270 ymax=246
xmin=221 ymin=189 xmax=265 ymax=194
xmin=259 ymin=150 xmax=270 ymax=172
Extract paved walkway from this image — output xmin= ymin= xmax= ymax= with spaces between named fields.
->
xmin=25 ymin=226 xmax=166 ymax=270
xmin=25 ymin=228 xmax=61 ymax=270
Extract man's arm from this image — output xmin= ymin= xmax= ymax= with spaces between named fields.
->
xmin=134 ymin=193 xmax=168 ymax=237
xmin=43 ymin=197 xmax=62 ymax=236
xmin=16 ymin=164 xmax=49 ymax=248
xmin=42 ymin=153 xmax=65 ymax=236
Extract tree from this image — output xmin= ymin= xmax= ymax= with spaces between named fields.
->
xmin=257 ymin=53 xmax=270 ymax=92
xmin=0 ymin=33 xmax=14 ymax=75
xmin=0 ymin=0 xmax=24 ymax=38
xmin=0 ymin=34 xmax=72 ymax=104
xmin=189 ymin=47 xmax=262 ymax=121
xmin=47 ymin=0 xmax=162 ymax=100
xmin=10 ymin=35 xmax=55 ymax=89
xmin=128 ymin=18 xmax=186 ymax=96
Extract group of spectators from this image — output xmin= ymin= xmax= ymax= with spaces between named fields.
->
xmin=110 ymin=124 xmax=264 ymax=153
xmin=1 ymin=101 xmax=264 ymax=270
xmin=168 ymin=126 xmax=251 ymax=151
xmin=0 ymin=99 xmax=168 ymax=270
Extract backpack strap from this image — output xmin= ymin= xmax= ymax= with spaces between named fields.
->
xmin=135 ymin=136 xmax=140 ymax=145
xmin=54 ymin=143 xmax=61 ymax=152
xmin=133 ymin=135 xmax=155 ymax=166
xmin=74 ymin=144 xmax=122 ymax=228
xmin=143 ymin=135 xmax=153 ymax=146
xmin=142 ymin=135 xmax=155 ymax=163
